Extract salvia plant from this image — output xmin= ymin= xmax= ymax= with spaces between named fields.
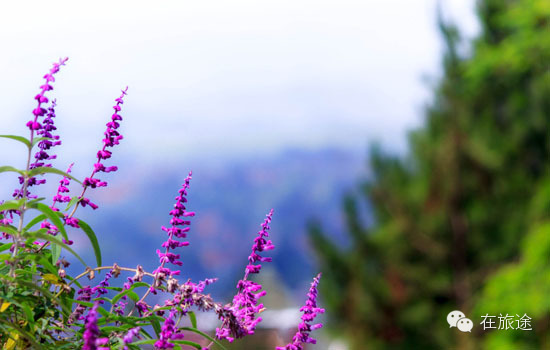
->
xmin=0 ymin=58 xmax=324 ymax=349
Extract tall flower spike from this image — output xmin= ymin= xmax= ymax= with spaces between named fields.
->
xmin=33 ymin=99 xmax=62 ymax=167
xmin=216 ymin=210 xmax=274 ymax=342
xmin=276 ymin=273 xmax=325 ymax=350
xmin=14 ymin=58 xmax=68 ymax=199
xmin=152 ymin=172 xmax=195 ymax=291
xmin=78 ymin=87 xmax=128 ymax=212
xmin=82 ymin=303 xmax=98 ymax=350
xmin=37 ymin=163 xmax=75 ymax=239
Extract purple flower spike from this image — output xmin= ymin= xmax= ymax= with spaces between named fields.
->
xmin=153 ymin=172 xmax=194 ymax=285
xmin=216 ymin=210 xmax=274 ymax=342
xmin=276 ymin=273 xmax=325 ymax=350
xmin=154 ymin=309 xmax=185 ymax=349
xmin=82 ymin=302 xmax=100 ymax=350
xmin=78 ymin=87 xmax=128 ymax=212
xmin=123 ymin=326 xmax=141 ymax=344
xmin=245 ymin=209 xmax=274 ymax=279
xmin=14 ymin=58 xmax=67 ymax=200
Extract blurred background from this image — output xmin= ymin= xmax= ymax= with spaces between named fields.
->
xmin=1 ymin=0 xmax=548 ymax=349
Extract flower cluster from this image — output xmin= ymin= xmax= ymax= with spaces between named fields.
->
xmin=276 ymin=273 xmax=325 ymax=350
xmin=216 ymin=210 xmax=275 ymax=342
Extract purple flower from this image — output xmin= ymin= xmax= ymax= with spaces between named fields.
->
xmin=14 ymin=58 xmax=67 ymax=200
xmin=82 ymin=303 xmax=100 ymax=350
xmin=123 ymin=327 xmax=141 ymax=346
xmin=91 ymin=270 xmax=114 ymax=300
xmin=216 ymin=210 xmax=274 ymax=342
xmin=276 ymin=273 xmax=325 ymax=350
xmin=154 ymin=309 xmax=185 ymax=349
xmin=69 ymin=286 xmax=92 ymax=323
xmin=153 ymin=173 xmax=194 ymax=285
xmin=76 ymin=87 xmax=128 ymax=213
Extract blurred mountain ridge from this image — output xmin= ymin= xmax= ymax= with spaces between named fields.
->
xmin=76 ymin=146 xmax=368 ymax=300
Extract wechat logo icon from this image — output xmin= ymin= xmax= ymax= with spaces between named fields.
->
xmin=447 ymin=310 xmax=473 ymax=333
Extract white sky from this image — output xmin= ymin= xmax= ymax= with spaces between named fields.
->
xmin=0 ymin=0 xmax=478 ymax=170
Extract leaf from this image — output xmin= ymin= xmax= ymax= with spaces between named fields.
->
xmin=188 ymin=311 xmax=197 ymax=329
xmin=0 ymin=243 xmax=13 ymax=253
xmin=42 ymin=273 xmax=61 ymax=285
xmin=150 ymin=316 xmax=162 ymax=337
xmin=0 ymin=199 xmax=24 ymax=212
xmin=31 ymin=136 xmax=52 ymax=148
xmin=27 ymin=166 xmax=82 ymax=184
xmin=37 ymin=255 xmax=58 ymax=275
xmin=27 ymin=197 xmax=46 ymax=206
xmin=180 ymin=327 xmax=227 ymax=350
xmin=172 ymin=340 xmax=203 ymax=349
xmin=0 ymin=135 xmax=31 ymax=148
xmin=131 ymin=340 xmax=157 ymax=346
xmin=0 ymin=300 xmax=11 ymax=312
xmin=28 ymin=231 xmax=86 ymax=267
xmin=23 ymin=214 xmax=47 ymax=231
xmin=77 ymin=219 xmax=102 ymax=267
xmin=128 ymin=282 xmax=150 ymax=290
xmin=51 ymin=243 xmax=61 ymax=264
xmin=63 ymin=196 xmax=81 ymax=212
xmin=19 ymin=303 xmax=35 ymax=328
xmin=27 ymin=202 xmax=68 ymax=242
xmin=0 ymin=225 xmax=18 ymax=237
xmin=111 ymin=290 xmax=139 ymax=306
xmin=0 ymin=165 xmax=24 ymax=176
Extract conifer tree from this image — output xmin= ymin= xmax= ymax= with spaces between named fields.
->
xmin=310 ymin=1 xmax=549 ymax=348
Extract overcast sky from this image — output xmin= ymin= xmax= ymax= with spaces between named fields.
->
xmin=1 ymin=0 xmax=478 ymax=172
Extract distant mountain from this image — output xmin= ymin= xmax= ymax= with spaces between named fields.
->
xmin=69 ymin=147 xmax=369 ymax=300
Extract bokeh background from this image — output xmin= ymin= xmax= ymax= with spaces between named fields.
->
xmin=1 ymin=0 xmax=548 ymax=349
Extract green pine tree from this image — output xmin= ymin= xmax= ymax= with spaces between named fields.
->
xmin=310 ymin=1 xmax=550 ymax=348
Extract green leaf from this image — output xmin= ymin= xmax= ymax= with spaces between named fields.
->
xmin=132 ymin=340 xmax=157 ymax=346
xmin=150 ymin=316 xmax=162 ymax=337
xmin=27 ymin=202 xmax=68 ymax=242
xmin=77 ymin=219 xmax=102 ymax=267
xmin=172 ymin=340 xmax=203 ymax=349
xmin=0 ymin=199 xmax=24 ymax=212
xmin=0 ymin=165 xmax=24 ymax=176
xmin=31 ymin=136 xmax=52 ymax=148
xmin=127 ymin=282 xmax=150 ymax=291
xmin=0 ymin=243 xmax=13 ymax=253
xmin=0 ymin=225 xmax=18 ymax=237
xmin=23 ymin=214 xmax=47 ymax=231
xmin=27 ymin=166 xmax=82 ymax=185
xmin=19 ymin=302 xmax=35 ymax=328
xmin=188 ymin=311 xmax=197 ymax=329
xmin=180 ymin=327 xmax=227 ymax=350
xmin=28 ymin=231 xmax=86 ymax=267
xmin=0 ymin=135 xmax=31 ymax=148
xmin=27 ymin=197 xmax=46 ymax=206
xmin=51 ymin=243 xmax=61 ymax=264
xmin=111 ymin=290 xmax=139 ymax=306
xmin=37 ymin=255 xmax=58 ymax=275
xmin=64 ymin=196 xmax=81 ymax=212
